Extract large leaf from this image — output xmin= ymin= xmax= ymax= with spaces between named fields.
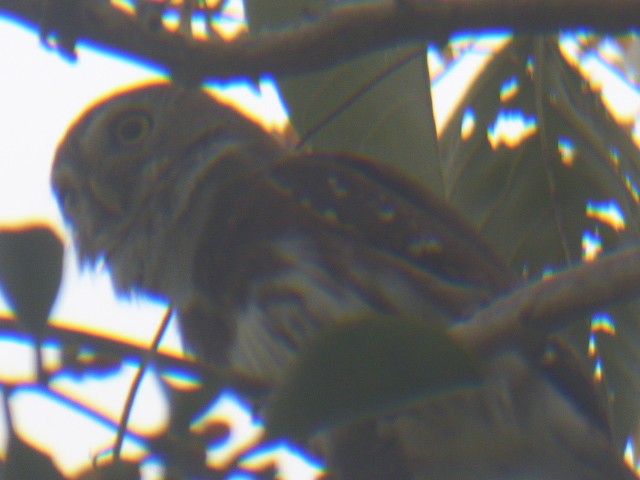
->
xmin=243 ymin=0 xmax=443 ymax=196
xmin=441 ymin=36 xmax=640 ymax=271
xmin=0 ymin=225 xmax=64 ymax=336
xmin=439 ymin=35 xmax=640 ymax=448
xmin=6 ymin=432 xmax=65 ymax=480
xmin=264 ymin=314 xmax=480 ymax=440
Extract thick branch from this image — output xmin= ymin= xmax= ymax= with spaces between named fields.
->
xmin=452 ymin=246 xmax=640 ymax=355
xmin=1 ymin=0 xmax=639 ymax=81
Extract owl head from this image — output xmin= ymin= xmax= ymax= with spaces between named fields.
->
xmin=51 ymin=82 xmax=286 ymax=298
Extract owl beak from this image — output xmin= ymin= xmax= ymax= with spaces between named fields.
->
xmin=89 ymin=178 xmax=125 ymax=217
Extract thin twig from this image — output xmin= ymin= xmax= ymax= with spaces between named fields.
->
xmin=113 ymin=306 xmax=173 ymax=458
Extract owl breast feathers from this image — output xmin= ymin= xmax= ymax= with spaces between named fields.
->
xmin=51 ymin=83 xmax=634 ymax=479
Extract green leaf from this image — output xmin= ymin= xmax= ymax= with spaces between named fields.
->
xmin=243 ymin=0 xmax=443 ymax=196
xmin=0 ymin=225 xmax=64 ymax=337
xmin=6 ymin=432 xmax=65 ymax=480
xmin=440 ymin=36 xmax=640 ymax=274
xmin=439 ymin=35 xmax=640 ymax=449
xmin=265 ymin=314 xmax=480 ymax=440
xmin=0 ymin=225 xmax=64 ymax=383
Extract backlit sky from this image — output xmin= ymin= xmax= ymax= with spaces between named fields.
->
xmin=0 ymin=11 xmax=296 ymax=479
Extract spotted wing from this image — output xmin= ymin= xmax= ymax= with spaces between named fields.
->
xmin=188 ymin=153 xmax=516 ymax=374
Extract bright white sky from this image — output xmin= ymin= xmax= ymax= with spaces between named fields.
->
xmin=0 ymin=13 xmax=298 ymax=480
xmin=1 ymin=7 xmax=640 ymax=480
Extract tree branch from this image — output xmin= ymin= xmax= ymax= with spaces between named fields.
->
xmin=0 ymin=316 xmax=269 ymax=396
xmin=1 ymin=0 xmax=639 ymax=82
xmin=452 ymin=246 xmax=640 ymax=355
xmin=0 ymin=246 xmax=636 ymax=402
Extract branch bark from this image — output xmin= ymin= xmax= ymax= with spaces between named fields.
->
xmin=452 ymin=246 xmax=640 ymax=355
xmin=1 ymin=0 xmax=640 ymax=82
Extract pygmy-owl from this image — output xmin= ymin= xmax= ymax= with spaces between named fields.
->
xmin=51 ymin=83 xmax=634 ymax=479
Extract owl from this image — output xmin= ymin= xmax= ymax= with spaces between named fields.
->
xmin=51 ymin=83 xmax=634 ymax=479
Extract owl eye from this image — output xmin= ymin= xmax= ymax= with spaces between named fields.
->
xmin=111 ymin=110 xmax=153 ymax=146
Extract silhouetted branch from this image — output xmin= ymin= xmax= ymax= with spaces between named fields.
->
xmin=0 ymin=316 xmax=269 ymax=397
xmin=0 ymin=0 xmax=639 ymax=82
